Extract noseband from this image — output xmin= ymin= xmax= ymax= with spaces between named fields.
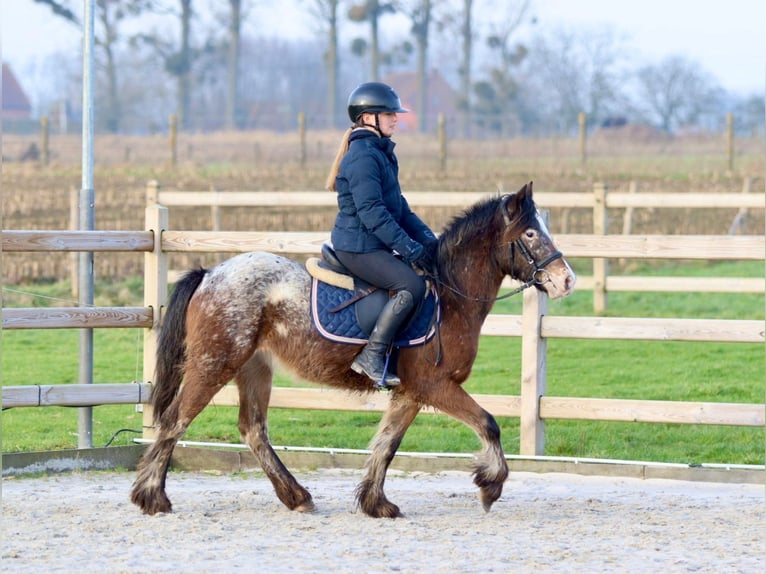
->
xmin=510 ymin=237 xmax=564 ymax=288
xmin=430 ymin=235 xmax=563 ymax=304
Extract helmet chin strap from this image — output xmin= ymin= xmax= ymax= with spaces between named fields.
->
xmin=358 ymin=113 xmax=385 ymax=137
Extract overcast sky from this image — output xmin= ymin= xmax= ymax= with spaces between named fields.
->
xmin=1 ymin=0 xmax=764 ymax=96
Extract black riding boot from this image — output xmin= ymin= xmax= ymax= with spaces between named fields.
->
xmin=351 ymin=290 xmax=415 ymax=387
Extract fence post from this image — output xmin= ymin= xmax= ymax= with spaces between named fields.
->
xmin=728 ymin=177 xmax=753 ymax=235
xmin=298 ymin=112 xmax=307 ymax=167
xmin=726 ymin=112 xmax=734 ymax=172
xmin=578 ymin=112 xmax=587 ymax=166
xmin=40 ymin=115 xmax=50 ymax=166
xmin=142 ymin=181 xmax=168 ymax=440
xmin=169 ymin=114 xmax=178 ymax=166
xmin=593 ymin=182 xmax=609 ymax=314
xmin=520 ymin=282 xmax=548 ymax=456
xmin=438 ymin=112 xmax=447 ymax=173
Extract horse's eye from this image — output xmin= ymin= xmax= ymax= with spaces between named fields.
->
xmin=525 ymin=230 xmax=536 ymax=239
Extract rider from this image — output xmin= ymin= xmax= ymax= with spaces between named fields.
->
xmin=325 ymin=82 xmax=438 ymax=387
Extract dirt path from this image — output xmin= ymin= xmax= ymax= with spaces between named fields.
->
xmin=2 ymin=469 xmax=764 ymax=573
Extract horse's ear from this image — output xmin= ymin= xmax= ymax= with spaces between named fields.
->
xmin=517 ymin=181 xmax=533 ymax=199
xmin=506 ymin=182 xmax=531 ymax=213
xmin=503 ymin=182 xmax=535 ymax=225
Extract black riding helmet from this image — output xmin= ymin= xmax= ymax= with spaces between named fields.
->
xmin=347 ymin=82 xmax=409 ymax=124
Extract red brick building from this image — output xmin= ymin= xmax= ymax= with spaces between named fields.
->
xmin=382 ymin=70 xmax=458 ymax=132
xmin=2 ymin=63 xmax=32 ymax=121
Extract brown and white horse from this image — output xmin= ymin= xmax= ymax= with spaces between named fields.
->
xmin=131 ymin=182 xmax=576 ymax=518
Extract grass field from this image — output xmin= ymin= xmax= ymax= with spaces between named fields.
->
xmin=2 ymin=132 xmax=764 ymax=465
xmin=3 ymin=260 xmax=763 ymax=465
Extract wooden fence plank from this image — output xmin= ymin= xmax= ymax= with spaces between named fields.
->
xmin=153 ymin=190 xmax=765 ymax=210
xmin=553 ymin=276 xmax=764 ymax=293
xmin=160 ymin=232 xmax=765 ymax=260
xmin=605 ymin=276 xmax=765 ymax=293
xmin=605 ymin=192 xmax=765 ymax=209
xmin=2 ymin=307 xmax=154 ymax=329
xmin=5 ymin=384 xmax=761 ymax=428
xmin=2 ymin=383 xmax=152 ymax=408
xmin=161 ymin=231 xmax=328 ymax=253
xmin=479 ymin=314 xmax=523 ymax=336
xmin=555 ymin=234 xmax=764 ymax=260
xmin=210 ymin=386 xmax=524 ymax=417
xmin=540 ymin=396 xmax=765 ymax=426
xmin=154 ymin=190 xmax=597 ymax=209
xmin=541 ymin=316 xmax=764 ymax=343
xmin=1 ymin=230 xmax=154 ymax=252
xmin=205 ymin=387 xmax=761 ymax=427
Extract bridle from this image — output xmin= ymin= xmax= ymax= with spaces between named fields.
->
xmin=420 ymin=232 xmax=563 ymax=367
xmin=427 ymin=235 xmax=563 ymax=304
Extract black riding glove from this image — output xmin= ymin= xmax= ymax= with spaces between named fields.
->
xmin=413 ymin=243 xmax=437 ymax=275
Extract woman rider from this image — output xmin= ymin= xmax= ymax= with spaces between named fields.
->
xmin=325 ymin=82 xmax=438 ymax=387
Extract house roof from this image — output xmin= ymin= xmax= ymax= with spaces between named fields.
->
xmin=382 ymin=70 xmax=458 ymax=115
xmin=2 ymin=63 xmax=32 ymax=112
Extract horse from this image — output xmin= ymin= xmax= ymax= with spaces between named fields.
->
xmin=130 ymin=182 xmax=576 ymax=518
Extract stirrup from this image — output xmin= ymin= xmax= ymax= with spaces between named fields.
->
xmin=374 ymin=353 xmax=399 ymax=390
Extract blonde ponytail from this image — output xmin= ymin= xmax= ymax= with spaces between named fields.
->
xmin=325 ymin=128 xmax=353 ymax=191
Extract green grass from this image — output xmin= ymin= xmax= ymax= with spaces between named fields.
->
xmin=2 ymin=261 xmax=764 ymax=464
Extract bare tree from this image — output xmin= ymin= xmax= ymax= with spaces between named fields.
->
xmin=526 ymin=26 xmax=630 ymax=133
xmin=457 ymin=0 xmax=472 ymax=136
xmin=471 ymin=0 xmax=530 ymax=135
xmin=394 ymin=0 xmax=433 ymax=132
xmin=94 ymin=0 xmax=157 ymax=133
xmin=32 ymin=0 xmax=78 ymax=23
xmin=175 ymin=0 xmax=192 ymax=129
xmin=225 ymin=0 xmax=242 ymax=130
xmin=634 ymin=56 xmax=723 ymax=133
xmin=302 ymin=0 xmax=344 ymax=128
xmin=348 ymin=0 xmax=396 ymax=81
xmin=134 ymin=0 xmax=200 ymax=130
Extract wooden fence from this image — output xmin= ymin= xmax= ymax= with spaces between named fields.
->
xmin=2 ymin=187 xmax=764 ymax=458
xmin=149 ymin=180 xmax=766 ymax=313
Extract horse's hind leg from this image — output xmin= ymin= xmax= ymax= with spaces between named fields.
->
xmin=356 ymin=397 xmax=421 ymax=518
xmin=236 ymin=351 xmax=314 ymax=512
xmin=131 ymin=368 xmax=230 ymax=515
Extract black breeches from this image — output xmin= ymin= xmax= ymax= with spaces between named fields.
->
xmin=334 ymin=249 xmax=426 ymax=302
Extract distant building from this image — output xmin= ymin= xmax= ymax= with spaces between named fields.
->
xmin=2 ymin=63 xmax=32 ymax=121
xmin=382 ymin=70 xmax=459 ymax=132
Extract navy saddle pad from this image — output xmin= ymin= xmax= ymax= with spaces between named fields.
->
xmin=310 ymin=277 xmax=439 ymax=347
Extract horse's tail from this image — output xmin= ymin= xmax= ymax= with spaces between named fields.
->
xmin=151 ymin=267 xmax=207 ymax=424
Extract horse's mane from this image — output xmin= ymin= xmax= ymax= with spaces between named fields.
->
xmin=436 ymin=192 xmax=537 ymax=288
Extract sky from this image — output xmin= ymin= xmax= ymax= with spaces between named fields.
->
xmin=1 ymin=0 xmax=764 ymax=97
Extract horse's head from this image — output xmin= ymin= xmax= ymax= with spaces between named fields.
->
xmin=500 ymin=182 xmax=576 ymax=299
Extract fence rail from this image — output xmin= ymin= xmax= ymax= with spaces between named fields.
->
xmin=2 ymin=183 xmax=764 ymax=459
xmin=149 ymin=182 xmax=766 ymax=313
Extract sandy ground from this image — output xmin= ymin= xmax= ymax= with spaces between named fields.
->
xmin=2 ymin=468 xmax=764 ymax=573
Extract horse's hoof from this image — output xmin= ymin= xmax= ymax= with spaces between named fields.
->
xmin=131 ymin=488 xmax=172 ymax=515
xmin=479 ymin=484 xmax=503 ymax=512
xmin=362 ymin=501 xmax=402 ymax=519
xmin=295 ymin=501 xmax=316 ymax=513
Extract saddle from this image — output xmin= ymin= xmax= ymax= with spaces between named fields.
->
xmin=306 ymin=244 xmax=439 ymax=347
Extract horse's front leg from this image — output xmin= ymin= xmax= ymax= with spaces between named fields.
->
xmin=356 ymin=396 xmax=421 ymax=518
xmin=428 ymin=386 xmax=508 ymax=512
xmin=236 ymin=352 xmax=315 ymax=512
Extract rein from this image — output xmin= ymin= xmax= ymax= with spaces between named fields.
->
xmin=421 ymin=237 xmax=562 ymax=368
xmin=428 ymin=238 xmax=563 ymax=304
